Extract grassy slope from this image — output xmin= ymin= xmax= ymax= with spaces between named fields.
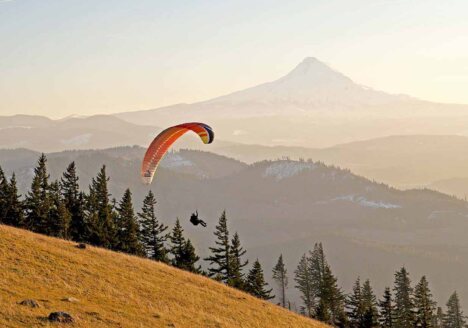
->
xmin=0 ymin=225 xmax=324 ymax=328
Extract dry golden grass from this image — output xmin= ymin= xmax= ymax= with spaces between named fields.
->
xmin=0 ymin=225 xmax=326 ymax=328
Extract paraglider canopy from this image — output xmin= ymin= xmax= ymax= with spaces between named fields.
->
xmin=141 ymin=122 xmax=214 ymax=184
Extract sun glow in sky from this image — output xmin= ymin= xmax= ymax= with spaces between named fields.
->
xmin=1 ymin=0 xmax=468 ymax=118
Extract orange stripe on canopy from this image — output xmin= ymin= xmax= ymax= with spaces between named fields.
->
xmin=141 ymin=123 xmax=214 ymax=184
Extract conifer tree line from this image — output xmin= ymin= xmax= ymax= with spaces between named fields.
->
xmin=1 ymin=155 xmax=467 ymax=326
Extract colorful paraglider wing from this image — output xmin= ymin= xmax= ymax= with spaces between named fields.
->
xmin=141 ymin=123 xmax=214 ymax=184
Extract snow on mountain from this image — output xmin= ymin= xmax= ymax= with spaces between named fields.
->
xmin=160 ymin=153 xmax=194 ymax=168
xmin=205 ymin=57 xmax=405 ymax=109
xmin=263 ymin=161 xmax=316 ymax=180
xmin=117 ymin=57 xmax=420 ymax=124
xmin=332 ymin=195 xmax=401 ymax=209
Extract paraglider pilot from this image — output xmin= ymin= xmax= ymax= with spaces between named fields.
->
xmin=190 ymin=211 xmax=207 ymax=227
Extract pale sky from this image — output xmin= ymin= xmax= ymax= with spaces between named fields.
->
xmin=1 ymin=0 xmax=468 ymax=118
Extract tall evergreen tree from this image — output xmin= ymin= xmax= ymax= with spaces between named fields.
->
xmin=272 ymin=254 xmax=288 ymax=308
xmin=228 ymin=232 xmax=248 ymax=289
xmin=138 ymin=190 xmax=168 ymax=262
xmin=414 ymin=276 xmax=436 ymax=328
xmin=86 ymin=166 xmax=115 ymax=248
xmin=295 ymin=253 xmax=315 ymax=317
xmin=169 ymin=218 xmax=186 ymax=268
xmin=309 ymin=243 xmax=346 ymax=326
xmin=24 ymin=154 xmax=53 ymax=234
xmin=169 ymin=219 xmax=200 ymax=272
xmin=309 ymin=243 xmax=326 ymax=298
xmin=347 ymin=277 xmax=365 ymax=328
xmin=60 ymin=162 xmax=86 ymax=241
xmin=0 ymin=166 xmax=8 ymax=224
xmin=379 ymin=287 xmax=394 ymax=328
xmin=115 ymin=189 xmax=142 ymax=255
xmin=205 ymin=211 xmax=231 ymax=282
xmin=246 ymin=259 xmax=274 ymax=300
xmin=48 ymin=181 xmax=71 ymax=238
xmin=85 ymin=185 xmax=99 ymax=243
xmin=444 ymin=292 xmax=466 ymax=328
xmin=362 ymin=279 xmax=380 ymax=328
xmin=1 ymin=174 xmax=24 ymax=227
xmin=321 ymin=264 xmax=347 ymax=326
xmin=393 ymin=267 xmax=415 ymax=328
xmin=180 ymin=239 xmax=201 ymax=273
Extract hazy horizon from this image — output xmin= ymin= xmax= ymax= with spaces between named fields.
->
xmin=2 ymin=0 xmax=468 ymax=118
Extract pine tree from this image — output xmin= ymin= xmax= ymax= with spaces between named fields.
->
xmin=205 ymin=211 xmax=231 ymax=282
xmin=169 ymin=219 xmax=200 ymax=272
xmin=272 ymin=254 xmax=288 ymax=308
xmin=115 ymin=189 xmax=142 ymax=255
xmin=60 ymin=162 xmax=86 ymax=241
xmin=393 ymin=267 xmax=415 ymax=328
xmin=85 ymin=166 xmax=115 ymax=248
xmin=309 ymin=243 xmax=346 ymax=326
xmin=309 ymin=243 xmax=326 ymax=298
xmin=321 ymin=264 xmax=346 ymax=326
xmin=362 ymin=279 xmax=380 ymax=328
xmin=48 ymin=181 xmax=71 ymax=238
xmin=2 ymin=174 xmax=24 ymax=227
xmin=444 ymin=292 xmax=466 ymax=328
xmin=74 ymin=192 xmax=87 ymax=240
xmin=246 ymin=259 xmax=274 ymax=300
xmin=85 ymin=184 xmax=99 ymax=244
xmin=347 ymin=277 xmax=365 ymax=328
xmin=180 ymin=239 xmax=201 ymax=273
xmin=295 ymin=253 xmax=315 ymax=317
xmin=228 ymin=232 xmax=248 ymax=289
xmin=379 ymin=287 xmax=394 ymax=328
xmin=24 ymin=154 xmax=53 ymax=234
xmin=138 ymin=190 xmax=168 ymax=262
xmin=414 ymin=276 xmax=435 ymax=328
xmin=169 ymin=218 xmax=187 ymax=268
xmin=0 ymin=166 xmax=8 ymax=224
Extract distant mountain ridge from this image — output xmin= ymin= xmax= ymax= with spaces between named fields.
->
xmin=0 ymin=114 xmax=54 ymax=129
xmin=3 ymin=120 xmax=468 ymax=196
xmin=211 ymin=134 xmax=468 ymax=192
xmin=0 ymin=115 xmax=161 ymax=152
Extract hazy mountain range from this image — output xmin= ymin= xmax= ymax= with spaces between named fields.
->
xmin=0 ymin=115 xmax=161 ymax=152
xmin=3 ymin=114 xmax=468 ymax=196
xmin=1 ymin=147 xmax=468 ymax=306
xmin=212 ymin=135 xmax=468 ymax=194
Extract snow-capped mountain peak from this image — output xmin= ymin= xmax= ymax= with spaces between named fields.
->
xmin=117 ymin=56 xmax=420 ymax=122
xmin=279 ymin=57 xmax=354 ymax=87
xmin=202 ymin=56 xmax=401 ymax=111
